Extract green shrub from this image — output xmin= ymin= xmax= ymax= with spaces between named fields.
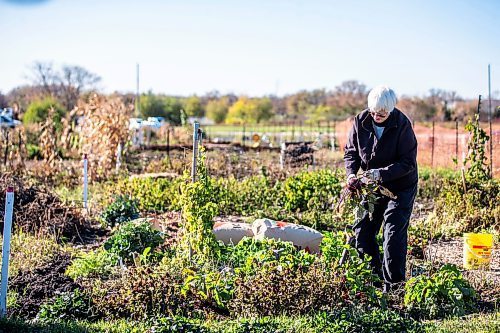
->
xmin=103 ymin=219 xmax=164 ymax=264
xmin=423 ymin=116 xmax=500 ymax=238
xmin=113 ymin=177 xmax=184 ymax=212
xmin=404 ymin=264 xmax=477 ymax=319
xmin=282 ymin=169 xmax=341 ymax=212
xmin=215 ymin=176 xmax=280 ymax=216
xmin=65 ymin=249 xmax=119 ymax=280
xmin=36 ymin=289 xmax=90 ymax=323
xmin=320 ymin=232 xmax=381 ymax=296
xmin=100 ymin=195 xmax=139 ymax=227
xmin=23 ymin=97 xmax=66 ymax=126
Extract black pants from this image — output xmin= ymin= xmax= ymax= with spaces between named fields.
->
xmin=354 ymin=184 xmax=417 ymax=285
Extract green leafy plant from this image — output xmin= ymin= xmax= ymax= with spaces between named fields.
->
xmin=225 ymin=238 xmax=317 ymax=276
xmin=151 ymin=316 xmax=210 ymax=333
xmin=404 ymin=264 xmax=477 ymax=319
xmin=179 ymin=149 xmax=221 ymax=261
xmin=282 ymin=169 xmax=341 ymax=212
xmin=325 ymin=307 xmax=423 ymax=333
xmin=100 ymin=194 xmax=139 ymax=227
xmin=36 ymin=289 xmax=90 ymax=323
xmin=420 ymin=114 xmax=498 ymax=238
xmin=181 ymin=269 xmax=235 ymax=310
xmin=65 ymin=249 xmax=119 ymax=280
xmin=320 ymin=231 xmax=349 ymax=265
xmin=464 ymin=113 xmax=491 ymax=183
xmin=113 ymin=177 xmax=184 ymax=212
xmin=103 ymin=219 xmax=164 ymax=264
xmin=320 ymin=231 xmax=382 ymax=305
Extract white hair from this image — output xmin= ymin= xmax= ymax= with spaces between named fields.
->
xmin=367 ymin=86 xmax=397 ymax=113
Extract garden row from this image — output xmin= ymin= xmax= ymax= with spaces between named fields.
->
xmin=0 ymin=154 xmax=498 ymax=332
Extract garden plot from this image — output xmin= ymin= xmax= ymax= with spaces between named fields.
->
xmin=0 ymin=107 xmax=498 ymax=332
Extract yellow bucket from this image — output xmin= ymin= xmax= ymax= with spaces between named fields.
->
xmin=463 ymin=233 xmax=493 ymax=270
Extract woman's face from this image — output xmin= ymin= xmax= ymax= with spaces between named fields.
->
xmin=370 ymin=109 xmax=390 ymax=123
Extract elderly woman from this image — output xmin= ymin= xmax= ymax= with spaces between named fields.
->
xmin=344 ymin=85 xmax=418 ymax=292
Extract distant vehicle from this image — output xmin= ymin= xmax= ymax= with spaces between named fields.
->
xmin=129 ymin=118 xmax=143 ymax=130
xmin=144 ymin=117 xmax=163 ymax=129
xmin=148 ymin=116 xmax=165 ymax=124
xmin=0 ymin=108 xmax=21 ymax=128
xmin=1 ymin=107 xmax=14 ymax=118
xmin=129 ymin=117 xmax=164 ymax=130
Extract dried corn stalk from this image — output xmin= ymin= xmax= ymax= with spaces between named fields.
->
xmin=60 ymin=107 xmax=80 ymax=152
xmin=74 ymin=94 xmax=132 ymax=179
xmin=0 ymin=125 xmax=27 ymax=171
xmin=39 ymin=107 xmax=59 ymax=168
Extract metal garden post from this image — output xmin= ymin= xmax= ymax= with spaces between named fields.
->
xmin=83 ymin=154 xmax=88 ymax=209
xmin=0 ymin=187 xmax=14 ymax=317
xmin=191 ymin=122 xmax=200 ymax=182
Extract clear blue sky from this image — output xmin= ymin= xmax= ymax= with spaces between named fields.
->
xmin=1 ymin=0 xmax=499 ymax=99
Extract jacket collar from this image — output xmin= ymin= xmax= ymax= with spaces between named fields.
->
xmin=360 ymin=108 xmax=399 ymax=132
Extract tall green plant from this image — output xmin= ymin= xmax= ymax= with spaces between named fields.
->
xmin=464 ymin=113 xmax=490 ymax=183
xmin=179 ymin=148 xmax=221 ymax=260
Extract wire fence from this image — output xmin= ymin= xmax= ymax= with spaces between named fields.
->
xmin=203 ymin=121 xmax=500 ymax=177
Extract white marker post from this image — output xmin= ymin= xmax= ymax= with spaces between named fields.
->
xmin=83 ymin=154 xmax=88 ymax=209
xmin=191 ymin=122 xmax=200 ymax=182
xmin=0 ymin=187 xmax=14 ymax=317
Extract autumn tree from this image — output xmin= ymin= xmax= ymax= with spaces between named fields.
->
xmin=140 ymin=92 xmax=167 ymax=118
xmin=28 ymin=61 xmax=101 ymax=111
xmin=225 ymin=97 xmax=273 ymax=124
xmin=206 ymin=97 xmax=230 ymax=124
xmin=182 ymin=95 xmax=204 ymax=117
xmin=326 ymin=80 xmax=367 ymax=115
xmin=23 ymin=97 xmax=66 ymax=127
xmin=59 ymin=65 xmax=101 ymax=110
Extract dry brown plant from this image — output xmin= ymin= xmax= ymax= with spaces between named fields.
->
xmin=39 ymin=107 xmax=60 ymax=168
xmin=74 ymin=93 xmax=133 ymax=180
xmin=59 ymin=107 xmax=81 ymax=154
xmin=0 ymin=126 xmax=27 ymax=172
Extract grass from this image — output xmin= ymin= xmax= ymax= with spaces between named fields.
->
xmin=0 ymin=318 xmax=149 ymax=333
xmin=0 ymin=231 xmax=73 ymax=277
xmin=423 ymin=312 xmax=500 ymax=333
xmin=1 ymin=312 xmax=498 ymax=333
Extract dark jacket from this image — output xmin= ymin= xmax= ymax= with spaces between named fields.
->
xmin=344 ymin=108 xmax=418 ymax=193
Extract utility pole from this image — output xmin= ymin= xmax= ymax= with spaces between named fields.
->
xmin=136 ymin=63 xmax=140 ymax=117
xmin=488 ymin=64 xmax=493 ymax=178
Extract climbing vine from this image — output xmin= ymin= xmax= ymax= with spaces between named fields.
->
xmin=179 ymin=148 xmax=220 ymax=261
